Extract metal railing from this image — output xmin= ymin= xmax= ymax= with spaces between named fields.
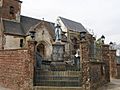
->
xmin=89 ymin=43 xmax=102 ymax=61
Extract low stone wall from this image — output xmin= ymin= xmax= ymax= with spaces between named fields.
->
xmin=90 ymin=61 xmax=107 ymax=90
xmin=117 ymin=64 xmax=120 ymax=79
xmin=0 ymin=49 xmax=33 ymax=90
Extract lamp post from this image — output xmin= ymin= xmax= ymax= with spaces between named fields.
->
xmin=29 ymin=30 xmax=36 ymax=40
xmin=109 ymin=42 xmax=113 ymax=50
xmin=101 ymin=35 xmax=105 ymax=44
xmin=80 ymin=31 xmax=87 ymax=40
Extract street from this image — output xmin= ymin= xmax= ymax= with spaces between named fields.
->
xmin=97 ymin=79 xmax=120 ymax=90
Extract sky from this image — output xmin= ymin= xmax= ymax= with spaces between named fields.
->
xmin=21 ymin=0 xmax=120 ymax=44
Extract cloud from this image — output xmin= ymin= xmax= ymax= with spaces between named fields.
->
xmin=21 ymin=0 xmax=120 ymax=43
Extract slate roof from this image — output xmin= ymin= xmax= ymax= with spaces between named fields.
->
xmin=3 ymin=20 xmax=25 ymax=36
xmin=59 ymin=17 xmax=87 ymax=32
xmin=3 ymin=16 xmax=55 ymax=37
xmin=20 ymin=16 xmax=40 ymax=34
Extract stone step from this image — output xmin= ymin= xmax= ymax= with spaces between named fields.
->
xmin=35 ymin=70 xmax=81 ymax=77
xmin=35 ymin=80 xmax=81 ymax=87
xmin=33 ymin=86 xmax=83 ymax=90
xmin=35 ymin=75 xmax=80 ymax=80
xmin=34 ymin=70 xmax=82 ymax=87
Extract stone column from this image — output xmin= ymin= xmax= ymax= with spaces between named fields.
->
xmin=109 ymin=50 xmax=117 ymax=78
xmin=27 ymin=40 xmax=36 ymax=90
xmin=80 ymin=40 xmax=90 ymax=90
xmin=102 ymin=45 xmax=110 ymax=82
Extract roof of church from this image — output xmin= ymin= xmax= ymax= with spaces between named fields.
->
xmin=3 ymin=20 xmax=25 ymax=36
xmin=59 ymin=17 xmax=87 ymax=32
xmin=3 ymin=16 xmax=55 ymax=37
xmin=20 ymin=16 xmax=40 ymax=35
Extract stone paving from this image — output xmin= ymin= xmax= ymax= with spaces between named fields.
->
xmin=97 ymin=79 xmax=120 ymax=90
xmin=0 ymin=86 xmax=10 ymax=90
xmin=0 ymin=79 xmax=120 ymax=90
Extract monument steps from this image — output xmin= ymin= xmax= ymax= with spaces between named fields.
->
xmin=34 ymin=70 xmax=82 ymax=87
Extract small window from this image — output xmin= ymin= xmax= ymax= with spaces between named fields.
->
xmin=20 ymin=39 xmax=23 ymax=47
xmin=9 ymin=6 xmax=14 ymax=15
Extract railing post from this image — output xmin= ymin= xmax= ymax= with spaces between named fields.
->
xmin=80 ymin=40 xmax=90 ymax=90
xmin=109 ymin=49 xmax=117 ymax=78
xmin=27 ymin=40 xmax=36 ymax=90
xmin=102 ymin=45 xmax=110 ymax=82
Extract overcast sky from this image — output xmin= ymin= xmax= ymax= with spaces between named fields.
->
xmin=21 ymin=0 xmax=120 ymax=44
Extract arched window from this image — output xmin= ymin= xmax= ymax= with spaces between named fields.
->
xmin=37 ymin=43 xmax=45 ymax=58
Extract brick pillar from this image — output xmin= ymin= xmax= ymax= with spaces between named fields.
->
xmin=109 ymin=50 xmax=117 ymax=78
xmin=102 ymin=45 xmax=110 ymax=82
xmin=80 ymin=40 xmax=90 ymax=90
xmin=26 ymin=40 xmax=36 ymax=90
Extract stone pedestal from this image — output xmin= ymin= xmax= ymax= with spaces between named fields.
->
xmin=51 ymin=42 xmax=65 ymax=71
xmin=52 ymin=42 xmax=64 ymax=61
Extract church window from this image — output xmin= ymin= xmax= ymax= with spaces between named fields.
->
xmin=20 ymin=39 xmax=23 ymax=47
xmin=9 ymin=6 xmax=15 ymax=15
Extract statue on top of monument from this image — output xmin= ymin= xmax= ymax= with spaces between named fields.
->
xmin=55 ymin=24 xmax=62 ymax=42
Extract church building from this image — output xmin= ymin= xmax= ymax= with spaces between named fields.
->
xmin=0 ymin=0 xmax=87 ymax=60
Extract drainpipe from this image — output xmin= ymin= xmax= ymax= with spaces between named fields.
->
xmin=0 ymin=4 xmax=4 ymax=50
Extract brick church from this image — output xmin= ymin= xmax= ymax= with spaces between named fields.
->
xmin=0 ymin=0 xmax=87 ymax=60
xmin=0 ymin=0 xmax=119 ymax=90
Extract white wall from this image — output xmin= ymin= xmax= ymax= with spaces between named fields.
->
xmin=4 ymin=35 xmax=25 ymax=49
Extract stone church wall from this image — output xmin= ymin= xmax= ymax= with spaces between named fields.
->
xmin=4 ymin=35 xmax=25 ymax=49
xmin=35 ymin=27 xmax=53 ymax=59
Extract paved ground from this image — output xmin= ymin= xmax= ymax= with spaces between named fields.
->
xmin=0 ymin=86 xmax=10 ymax=90
xmin=97 ymin=79 xmax=120 ymax=90
xmin=0 ymin=79 xmax=120 ymax=90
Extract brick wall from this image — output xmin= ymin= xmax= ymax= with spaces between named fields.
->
xmin=0 ymin=48 xmax=34 ymax=90
xmin=117 ymin=64 xmax=120 ymax=79
xmin=109 ymin=50 xmax=117 ymax=78
xmin=90 ymin=62 xmax=106 ymax=90
xmin=102 ymin=45 xmax=110 ymax=82
xmin=1 ymin=0 xmax=21 ymax=22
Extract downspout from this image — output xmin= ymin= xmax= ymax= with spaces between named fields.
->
xmin=0 ymin=4 xmax=4 ymax=50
